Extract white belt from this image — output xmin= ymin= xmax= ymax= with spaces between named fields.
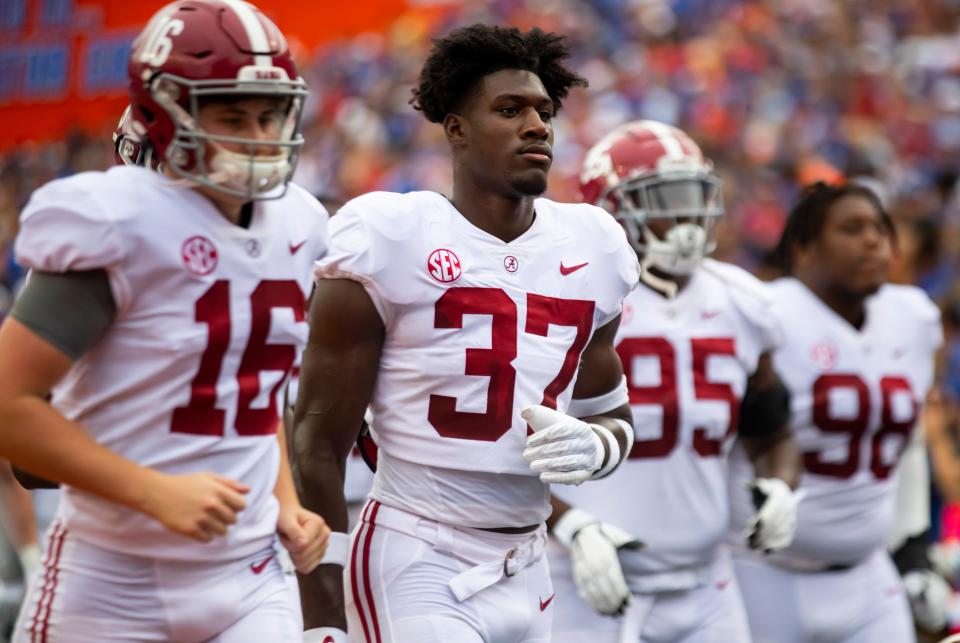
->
xmin=753 ymin=550 xmax=863 ymax=574
xmin=626 ymin=566 xmax=711 ymax=593
xmin=363 ymin=501 xmax=545 ymax=602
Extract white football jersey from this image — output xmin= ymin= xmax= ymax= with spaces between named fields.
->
xmin=15 ymin=166 xmax=329 ymax=562
xmin=314 ymin=191 xmax=639 ymax=528
xmin=554 ymin=259 xmax=781 ymax=584
xmin=728 ymin=277 xmax=941 ymax=566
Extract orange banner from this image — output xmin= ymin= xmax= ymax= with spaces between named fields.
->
xmin=0 ymin=0 xmax=408 ymax=151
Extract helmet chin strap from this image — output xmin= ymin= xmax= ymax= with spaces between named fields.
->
xmin=208 ymin=145 xmax=290 ymax=197
xmin=639 ymin=260 xmax=679 ymax=299
xmin=642 ymin=224 xmax=707 ymax=274
xmin=638 ymin=223 xmax=709 ymax=298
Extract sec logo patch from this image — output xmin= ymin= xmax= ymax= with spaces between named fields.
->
xmin=427 ymin=248 xmax=462 ymax=284
xmin=182 ymin=236 xmax=218 ymax=276
xmin=811 ymin=340 xmax=838 ymax=369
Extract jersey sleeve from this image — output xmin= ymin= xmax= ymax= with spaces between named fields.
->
xmin=15 ymin=174 xmax=126 ymax=275
xmin=313 ymin=195 xmax=394 ymax=325
xmin=592 ymin=206 xmax=640 ymax=326
xmin=702 ymin=259 xmax=783 ymax=353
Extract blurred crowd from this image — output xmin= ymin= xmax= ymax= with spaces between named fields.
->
xmin=2 ymin=0 xmax=960 ymax=595
xmin=3 ymin=0 xmax=960 ymax=296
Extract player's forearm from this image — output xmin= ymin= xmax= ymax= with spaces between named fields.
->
xmin=0 ymin=396 xmax=157 ymax=510
xmin=273 ymin=421 xmax=300 ymax=509
xmin=291 ymin=420 xmax=351 ymax=628
xmin=0 ymin=461 xmax=38 ymax=547
xmin=746 ymin=429 xmax=801 ymax=489
xmin=293 ymin=472 xmax=349 ymax=628
xmin=298 ymin=562 xmax=348 ymax=630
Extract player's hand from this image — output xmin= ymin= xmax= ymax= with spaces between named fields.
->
xmin=141 ymin=472 xmax=249 ymax=542
xmin=277 ymin=504 xmax=330 ymax=574
xmin=522 ymin=405 xmax=604 ymax=485
xmin=903 ymin=568 xmax=951 ymax=633
xmin=744 ymin=478 xmax=799 ymax=553
xmin=554 ymin=508 xmax=643 ymax=616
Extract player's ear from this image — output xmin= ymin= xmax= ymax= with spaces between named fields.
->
xmin=443 ymin=113 xmax=468 ymax=149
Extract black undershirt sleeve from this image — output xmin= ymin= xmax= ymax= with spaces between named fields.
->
xmin=10 ymin=269 xmax=117 ymax=360
xmin=738 ymin=379 xmax=792 ymax=438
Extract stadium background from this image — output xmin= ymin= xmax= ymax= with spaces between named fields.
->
xmin=1 ymin=0 xmax=960 ymax=637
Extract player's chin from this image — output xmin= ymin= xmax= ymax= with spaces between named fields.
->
xmin=508 ymin=170 xmax=549 ymax=197
xmin=848 ymin=276 xmax=885 ymax=298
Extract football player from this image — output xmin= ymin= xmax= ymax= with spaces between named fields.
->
xmin=548 ymin=120 xmax=802 ymax=642
xmin=292 ymin=24 xmax=640 ymax=643
xmin=0 ymin=1 xmax=331 ymax=640
xmin=728 ymin=182 xmax=940 ymax=642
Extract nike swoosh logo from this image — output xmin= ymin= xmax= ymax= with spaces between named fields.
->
xmin=289 ymin=240 xmax=307 ymax=255
xmin=715 ymin=578 xmax=731 ymax=590
xmin=701 ymin=310 xmax=721 ymax=320
xmin=539 ymin=593 xmax=556 ymax=611
xmin=250 ymin=555 xmax=273 ymax=574
xmin=560 ymin=261 xmax=589 ymax=276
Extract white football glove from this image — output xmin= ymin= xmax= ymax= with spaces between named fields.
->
xmin=522 ymin=405 xmax=605 ymax=485
xmin=554 ymin=508 xmax=643 ymax=616
xmin=303 ymin=627 xmax=348 ymax=643
xmin=744 ymin=478 xmax=799 ymax=553
xmin=903 ymin=569 xmax=951 ymax=633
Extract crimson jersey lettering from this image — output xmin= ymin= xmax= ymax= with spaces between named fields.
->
xmin=314 ymin=190 xmax=638 ymax=528
xmin=555 ymin=259 xmax=781 ymax=581
xmin=728 ymin=278 xmax=940 ymax=566
xmin=14 ymin=165 xmax=328 ymax=562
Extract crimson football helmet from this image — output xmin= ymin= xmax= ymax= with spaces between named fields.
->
xmin=127 ymin=0 xmax=308 ymax=200
xmin=580 ymin=120 xmax=723 ymax=275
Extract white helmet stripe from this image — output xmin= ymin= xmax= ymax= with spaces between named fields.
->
xmin=220 ymin=0 xmax=272 ymax=67
xmin=642 ymin=120 xmax=685 ymax=160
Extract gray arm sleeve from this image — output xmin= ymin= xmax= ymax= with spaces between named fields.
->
xmin=9 ymin=269 xmax=117 ymax=360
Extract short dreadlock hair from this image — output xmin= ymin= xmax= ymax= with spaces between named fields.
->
xmin=411 ymin=23 xmax=588 ymax=123
xmin=773 ymin=181 xmax=895 ymax=275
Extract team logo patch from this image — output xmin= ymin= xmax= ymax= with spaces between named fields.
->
xmin=622 ymin=302 xmax=634 ymax=325
xmin=245 ymin=238 xmax=262 ymax=258
xmin=503 ymin=255 xmax=519 ymax=273
xmin=427 ymin=248 xmax=462 ymax=284
xmin=811 ymin=340 xmax=838 ymax=369
xmin=181 ymin=236 xmax=218 ymax=275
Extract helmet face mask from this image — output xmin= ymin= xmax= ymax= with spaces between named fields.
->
xmin=127 ymin=0 xmax=308 ymax=201
xmin=580 ymin=121 xmax=725 ymax=275
xmin=153 ymin=74 xmax=307 ymax=200
xmin=610 ymin=170 xmax=723 ymax=275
